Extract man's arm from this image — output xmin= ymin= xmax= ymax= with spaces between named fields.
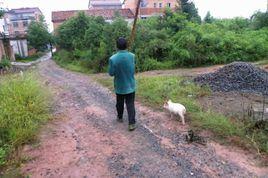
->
xmin=108 ymin=59 xmax=115 ymax=76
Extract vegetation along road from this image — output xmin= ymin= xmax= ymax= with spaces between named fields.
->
xmin=19 ymin=57 xmax=268 ymax=178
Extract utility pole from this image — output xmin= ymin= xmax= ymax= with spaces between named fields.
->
xmin=128 ymin=0 xmax=142 ymax=49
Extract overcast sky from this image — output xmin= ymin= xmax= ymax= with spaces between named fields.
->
xmin=2 ymin=0 xmax=267 ymax=31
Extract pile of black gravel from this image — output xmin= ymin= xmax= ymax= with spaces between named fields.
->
xmin=194 ymin=62 xmax=268 ymax=95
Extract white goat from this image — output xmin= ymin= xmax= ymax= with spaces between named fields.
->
xmin=163 ymin=99 xmax=186 ymax=125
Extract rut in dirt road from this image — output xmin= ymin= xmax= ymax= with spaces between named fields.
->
xmin=21 ymin=58 xmax=263 ymax=178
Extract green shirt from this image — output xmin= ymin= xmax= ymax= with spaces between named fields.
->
xmin=108 ymin=50 xmax=136 ymax=94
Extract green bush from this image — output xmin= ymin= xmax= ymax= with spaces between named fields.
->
xmin=53 ymin=49 xmax=73 ymax=62
xmin=0 ymin=73 xmax=51 ymax=167
xmin=55 ymin=10 xmax=268 ymax=73
xmin=15 ymin=52 xmax=44 ymax=63
xmin=251 ymin=11 xmax=268 ymax=30
xmin=0 ymin=58 xmax=11 ymax=69
xmin=0 ymin=146 xmax=7 ymax=166
xmin=137 ymin=58 xmax=175 ymax=71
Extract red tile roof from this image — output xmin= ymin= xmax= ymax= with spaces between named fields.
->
xmin=52 ymin=9 xmax=134 ymax=23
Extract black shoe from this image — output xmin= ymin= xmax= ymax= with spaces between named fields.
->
xmin=117 ymin=117 xmax=123 ymax=123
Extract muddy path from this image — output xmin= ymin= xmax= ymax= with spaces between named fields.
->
xmin=21 ymin=59 xmax=268 ymax=178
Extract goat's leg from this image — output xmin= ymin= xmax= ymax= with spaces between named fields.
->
xmin=170 ymin=112 xmax=173 ymax=119
xmin=179 ymin=113 xmax=185 ymax=125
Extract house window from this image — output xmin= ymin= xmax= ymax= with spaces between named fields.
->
xmin=167 ymin=3 xmax=171 ymax=7
xmin=23 ymin=21 xmax=28 ymax=27
xmin=15 ymin=31 xmax=20 ymax=35
xmin=140 ymin=0 xmax=147 ymax=7
xmin=159 ymin=3 xmax=162 ymax=8
xmin=13 ymin=22 xmax=18 ymax=28
xmin=154 ymin=3 xmax=157 ymax=8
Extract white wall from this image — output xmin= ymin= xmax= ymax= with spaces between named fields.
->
xmin=0 ymin=14 xmax=9 ymax=35
xmin=10 ymin=39 xmax=28 ymax=57
xmin=0 ymin=18 xmax=8 ymax=35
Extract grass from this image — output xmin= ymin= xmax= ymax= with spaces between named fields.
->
xmin=15 ymin=52 xmax=45 ymax=63
xmin=255 ymin=59 xmax=268 ymax=65
xmin=0 ymin=72 xmax=51 ymax=171
xmin=55 ymin=59 xmax=92 ymax=74
xmin=95 ymin=75 xmax=268 ymax=154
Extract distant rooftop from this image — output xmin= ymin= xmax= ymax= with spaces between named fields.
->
xmin=90 ymin=0 xmax=122 ymax=6
xmin=8 ymin=7 xmax=42 ymax=14
xmin=89 ymin=0 xmax=122 ymax=9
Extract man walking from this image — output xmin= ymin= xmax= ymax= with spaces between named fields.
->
xmin=108 ymin=37 xmax=136 ymax=131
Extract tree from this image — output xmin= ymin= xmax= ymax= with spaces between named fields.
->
xmin=27 ymin=18 xmax=51 ymax=51
xmin=103 ymin=16 xmax=130 ymax=53
xmin=251 ymin=11 xmax=268 ymax=29
xmin=83 ymin=17 xmax=106 ymax=49
xmin=180 ymin=0 xmax=201 ymax=23
xmin=204 ymin=11 xmax=214 ymax=23
xmin=0 ymin=10 xmax=4 ymax=18
xmin=57 ymin=12 xmax=91 ymax=50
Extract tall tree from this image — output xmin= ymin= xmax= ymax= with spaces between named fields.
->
xmin=27 ymin=17 xmax=51 ymax=51
xmin=180 ymin=0 xmax=201 ymax=23
xmin=251 ymin=11 xmax=268 ymax=29
xmin=57 ymin=12 xmax=90 ymax=50
xmin=204 ymin=11 xmax=214 ymax=23
xmin=0 ymin=10 xmax=4 ymax=18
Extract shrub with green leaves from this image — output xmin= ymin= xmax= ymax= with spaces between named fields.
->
xmin=0 ymin=73 xmax=51 ymax=167
xmin=0 ymin=58 xmax=11 ymax=69
xmin=55 ymin=9 xmax=268 ymax=73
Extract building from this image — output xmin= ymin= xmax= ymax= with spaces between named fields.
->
xmin=0 ymin=34 xmax=15 ymax=61
xmin=124 ymin=0 xmax=179 ymax=9
xmin=5 ymin=7 xmax=42 ymax=37
xmin=52 ymin=1 xmax=181 ymax=31
xmin=0 ymin=18 xmax=9 ymax=35
xmin=4 ymin=7 xmax=42 ymax=57
xmin=0 ymin=6 xmax=15 ymax=61
xmin=88 ymin=0 xmax=122 ymax=9
xmin=52 ymin=9 xmax=134 ymax=30
xmin=124 ymin=0 xmax=180 ymax=18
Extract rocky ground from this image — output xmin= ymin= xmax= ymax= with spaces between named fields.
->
xmin=21 ymin=58 xmax=268 ymax=178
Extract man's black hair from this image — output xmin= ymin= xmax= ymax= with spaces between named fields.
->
xmin=117 ymin=37 xmax=127 ymax=50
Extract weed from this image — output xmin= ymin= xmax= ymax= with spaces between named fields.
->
xmin=0 ymin=72 xmax=51 ymax=169
xmin=0 ymin=58 xmax=11 ymax=69
xmin=53 ymin=51 xmax=92 ymax=74
xmin=15 ymin=52 xmax=44 ymax=63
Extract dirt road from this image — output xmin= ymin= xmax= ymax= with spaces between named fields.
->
xmin=21 ymin=58 xmax=268 ymax=178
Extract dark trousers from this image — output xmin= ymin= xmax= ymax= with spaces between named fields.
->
xmin=116 ymin=92 xmax=136 ymax=125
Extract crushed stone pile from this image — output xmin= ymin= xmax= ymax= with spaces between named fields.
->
xmin=194 ymin=62 xmax=268 ymax=95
